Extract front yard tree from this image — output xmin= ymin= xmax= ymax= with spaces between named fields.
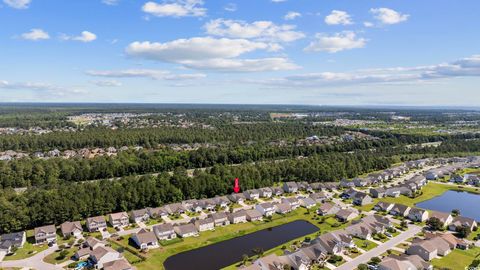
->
xmin=426 ymin=217 xmax=443 ymax=231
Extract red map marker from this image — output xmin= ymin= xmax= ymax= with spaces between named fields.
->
xmin=233 ymin=178 xmax=240 ymax=193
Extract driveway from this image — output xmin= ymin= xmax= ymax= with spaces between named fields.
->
xmin=335 ymin=225 xmax=422 ymax=270
xmin=0 ymin=245 xmax=63 ymax=270
xmin=0 ymin=251 xmax=6 ymax=262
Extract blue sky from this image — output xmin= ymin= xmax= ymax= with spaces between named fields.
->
xmin=1 ymin=0 xmax=479 ymax=106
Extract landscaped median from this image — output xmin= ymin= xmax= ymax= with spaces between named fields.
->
xmin=129 ymin=207 xmax=348 ymax=270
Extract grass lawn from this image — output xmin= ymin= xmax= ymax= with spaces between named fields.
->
xmin=432 ymin=247 xmax=480 ymax=270
xmin=3 ymin=232 xmax=48 ymax=261
xmin=109 ymin=240 xmax=144 ymax=264
xmin=354 ymin=238 xmax=378 ymax=251
xmin=43 ymin=246 xmax=76 ymax=264
xmin=355 ymin=200 xmax=379 ymax=212
xmin=134 ymin=207 xmax=349 ymax=270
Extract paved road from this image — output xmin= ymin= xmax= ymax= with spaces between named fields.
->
xmin=0 ymin=245 xmax=63 ymax=270
xmin=335 ymin=225 xmax=422 ymax=270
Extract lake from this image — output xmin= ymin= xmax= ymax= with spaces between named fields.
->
xmin=163 ymin=220 xmax=318 ymax=270
xmin=416 ymin=190 xmax=480 ymax=220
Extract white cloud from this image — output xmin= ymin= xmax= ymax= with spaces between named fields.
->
xmin=126 ymin=37 xmax=299 ymax=72
xmin=102 ymin=0 xmax=118 ymax=5
xmin=180 ymin=58 xmax=299 ymax=72
xmin=142 ymin=0 xmax=206 ymax=17
xmin=305 ymin=31 xmax=366 ymax=53
xmin=271 ymin=0 xmax=286 ymax=2
xmin=249 ymin=55 xmax=480 ymax=88
xmin=224 ymin=3 xmax=236 ymax=12
xmin=61 ymin=31 xmax=97 ymax=42
xmin=204 ymin=19 xmax=305 ymax=43
xmin=91 ymin=80 xmax=122 ymax=87
xmin=370 ymin=8 xmax=409 ymax=25
xmin=284 ymin=11 xmax=301 ymax=20
xmin=87 ymin=69 xmax=207 ymax=80
xmin=21 ymin=29 xmax=50 ymax=41
xmin=3 ymin=0 xmax=30 ymax=9
xmin=324 ymin=10 xmax=353 ymax=25
xmin=0 ymin=80 xmax=84 ymax=96
xmin=363 ymin=22 xmax=374 ymax=28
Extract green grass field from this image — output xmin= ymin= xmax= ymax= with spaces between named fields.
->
xmin=432 ymin=247 xmax=480 ymax=270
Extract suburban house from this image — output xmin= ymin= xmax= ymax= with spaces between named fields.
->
xmin=259 ymin=187 xmax=273 ymax=198
xmin=283 ymin=182 xmax=299 ymax=193
xmin=0 ymin=231 xmax=26 ymax=254
xmin=174 ymin=223 xmax=199 ymax=238
xmin=340 ymin=179 xmax=355 ymax=188
xmin=147 ymin=207 xmax=168 ymax=219
xmin=352 ymin=192 xmax=373 ymax=206
xmin=194 ymin=217 xmax=215 ymax=232
xmin=406 ymin=235 xmax=453 ymax=261
xmin=130 ymin=209 xmax=150 ymax=223
xmin=425 ymin=171 xmax=440 ymax=180
xmin=34 ymin=224 xmax=57 ymax=244
xmin=89 ymin=246 xmax=122 ymax=269
xmin=244 ymin=189 xmax=260 ymax=200
xmin=379 ymin=254 xmax=432 ymax=270
xmin=408 ymin=208 xmax=429 ymax=222
xmin=86 ymin=216 xmax=107 ymax=232
xmin=317 ymin=202 xmax=340 ymax=216
xmin=165 ymin=203 xmax=187 ymax=215
xmin=285 ymin=249 xmax=312 ymax=270
xmin=256 ymin=202 xmax=276 ymax=216
xmin=335 ymin=209 xmax=358 ymax=222
xmin=429 ymin=211 xmax=453 ymax=227
xmin=370 ymin=187 xmax=386 ymax=198
xmin=353 ymin=178 xmax=370 ymax=187
xmin=130 ymin=229 xmax=159 ymax=250
xmin=213 ymin=196 xmax=230 ymax=208
xmin=271 ymin=187 xmax=284 ymax=196
xmin=227 ymin=193 xmax=246 ymax=204
xmin=60 ymin=221 xmax=83 ymax=238
xmin=340 ymin=188 xmax=357 ymax=199
xmin=108 ymin=212 xmax=130 ymax=228
xmin=228 ymin=210 xmax=247 ymax=224
xmin=153 ymin=223 xmax=176 ymax=241
xmin=309 ymin=192 xmax=327 ymax=203
xmin=281 ymin=197 xmax=301 ymax=209
xmin=245 ymin=209 xmax=263 ymax=221
xmin=347 ymin=215 xmax=392 ymax=239
xmin=374 ymin=202 xmax=394 ymax=212
xmin=450 ymin=174 xmax=466 ymax=183
xmin=209 ymin=212 xmax=230 ymax=226
xmin=389 ymin=204 xmax=411 ymax=217
xmin=252 ymin=254 xmax=292 ymax=270
xmin=103 ymin=259 xmax=134 ymax=270
xmin=448 ymin=216 xmax=477 ymax=231
xmin=198 ymin=199 xmax=216 ymax=211
xmin=275 ymin=203 xmax=292 ymax=214
xmin=384 ymin=188 xmax=401 ymax=198
xmin=300 ymin=197 xmax=316 ymax=208
xmin=314 ymin=230 xmax=354 ymax=254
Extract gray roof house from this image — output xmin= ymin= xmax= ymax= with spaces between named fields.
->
xmin=370 ymin=187 xmax=386 ymax=198
xmin=131 ymin=229 xmax=158 ymax=250
xmin=448 ymin=216 xmax=477 ymax=231
xmin=256 ymin=202 xmax=276 ymax=216
xmin=227 ymin=193 xmax=246 ymax=203
xmin=147 ymin=207 xmax=168 ymax=218
xmin=300 ymin=197 xmax=317 ymax=208
xmin=130 ymin=209 xmax=150 ymax=223
xmin=245 ymin=209 xmax=263 ymax=221
xmin=108 ymin=212 xmax=130 ymax=228
xmin=283 ymin=182 xmax=299 ymax=193
xmin=209 ymin=212 xmax=230 ymax=226
xmin=429 ymin=211 xmax=453 ymax=226
xmin=259 ymin=187 xmax=273 ymax=198
xmin=317 ymin=202 xmax=340 ymax=216
xmin=353 ymin=192 xmax=373 ymax=206
xmin=309 ymin=192 xmax=327 ymax=203
xmin=335 ymin=209 xmax=358 ymax=222
xmin=34 ymin=224 xmax=57 ymax=244
xmin=389 ymin=204 xmax=411 ymax=217
xmin=408 ymin=208 xmax=429 ymax=222
xmin=194 ymin=217 xmax=215 ymax=231
xmin=0 ymin=231 xmax=26 ymax=253
xmin=174 ymin=223 xmax=198 ymax=238
xmin=153 ymin=223 xmax=176 ymax=241
xmin=228 ymin=210 xmax=247 ymax=224
xmin=86 ymin=216 xmax=107 ymax=232
xmin=60 ymin=221 xmax=83 ymax=238
xmin=275 ymin=203 xmax=292 ymax=214
xmin=281 ymin=197 xmax=301 ymax=209
xmin=374 ymin=201 xmax=394 ymax=212
xmin=243 ymin=189 xmax=260 ymax=200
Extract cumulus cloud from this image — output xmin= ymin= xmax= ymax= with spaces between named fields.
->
xmin=284 ymin=11 xmax=301 ymax=20
xmin=370 ymin=8 xmax=409 ymax=25
xmin=61 ymin=31 xmax=97 ymax=42
xmin=324 ymin=10 xmax=353 ymax=25
xmin=126 ymin=37 xmax=299 ymax=72
xmin=86 ymin=69 xmax=207 ymax=80
xmin=3 ymin=0 xmax=30 ymax=9
xmin=204 ymin=19 xmax=305 ymax=43
xmin=20 ymin=29 xmax=50 ymax=41
xmin=91 ymin=80 xmax=122 ymax=87
xmin=305 ymin=31 xmax=366 ymax=53
xmin=142 ymin=0 xmax=206 ymax=17
xmin=248 ymin=55 xmax=480 ymax=89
